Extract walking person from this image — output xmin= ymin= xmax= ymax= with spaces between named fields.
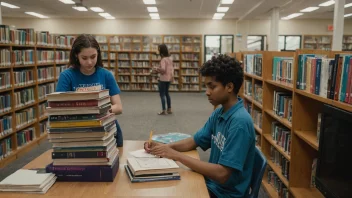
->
xmin=152 ymin=44 xmax=174 ymax=115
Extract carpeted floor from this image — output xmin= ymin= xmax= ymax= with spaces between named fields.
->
xmin=0 ymin=92 xmax=268 ymax=197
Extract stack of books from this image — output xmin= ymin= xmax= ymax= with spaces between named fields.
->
xmin=45 ymin=90 xmax=119 ymax=182
xmin=0 ymin=169 xmax=56 ymax=194
xmin=125 ymin=156 xmax=180 ymax=183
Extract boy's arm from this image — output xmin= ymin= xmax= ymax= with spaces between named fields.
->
xmin=168 ymin=137 xmax=197 ymax=152
xmin=150 ymin=145 xmax=233 ymax=184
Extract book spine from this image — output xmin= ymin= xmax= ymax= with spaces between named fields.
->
xmin=48 ymin=100 xmax=98 ymax=107
xmin=334 ymin=57 xmax=343 ymax=101
xmin=132 ymin=176 xmax=181 ymax=183
xmin=49 ymin=114 xmax=104 ymax=121
xmin=341 ymin=56 xmax=350 ymax=102
xmin=297 ymin=55 xmax=302 ymax=89
xmin=52 ymin=151 xmax=107 ymax=159
xmin=346 ymin=59 xmax=352 ymax=103
xmin=315 ymin=59 xmax=322 ymax=95
xmin=49 ymin=120 xmax=102 ymax=128
xmin=330 ymin=54 xmax=339 ymax=99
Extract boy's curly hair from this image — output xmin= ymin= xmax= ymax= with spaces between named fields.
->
xmin=200 ymin=54 xmax=243 ymax=95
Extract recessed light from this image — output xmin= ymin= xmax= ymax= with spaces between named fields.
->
xmin=143 ymin=0 xmax=156 ymax=5
xmin=147 ymin=7 xmax=158 ymax=12
xmin=1 ymin=2 xmax=20 ymax=8
xmin=25 ymin=12 xmax=49 ymax=18
xmin=220 ymin=0 xmax=234 ymax=4
xmin=281 ymin=13 xmax=303 ymax=20
xmin=345 ymin=13 xmax=352 ymax=18
xmin=217 ymin=7 xmax=229 ymax=12
xmin=72 ymin=6 xmax=88 ymax=11
xmin=300 ymin=7 xmax=319 ymax=12
xmin=90 ymin=7 xmax=104 ymax=12
xmin=99 ymin=13 xmax=111 ymax=17
xmin=345 ymin=3 xmax=352 ymax=8
xmin=59 ymin=0 xmax=75 ymax=4
xmin=319 ymin=1 xmax=335 ymax=7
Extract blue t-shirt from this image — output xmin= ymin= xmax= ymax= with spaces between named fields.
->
xmin=56 ymin=66 xmax=121 ymax=96
xmin=193 ymin=98 xmax=255 ymax=198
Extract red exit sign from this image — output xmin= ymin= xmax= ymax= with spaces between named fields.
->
xmin=328 ymin=24 xmax=334 ymax=31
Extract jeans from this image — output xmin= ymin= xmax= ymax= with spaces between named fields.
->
xmin=114 ymin=120 xmax=123 ymax=147
xmin=158 ymin=81 xmax=171 ymax=110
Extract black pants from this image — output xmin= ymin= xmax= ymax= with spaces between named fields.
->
xmin=158 ymin=81 xmax=171 ymax=110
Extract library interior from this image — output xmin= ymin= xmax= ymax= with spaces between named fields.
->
xmin=0 ymin=0 xmax=351 ymax=198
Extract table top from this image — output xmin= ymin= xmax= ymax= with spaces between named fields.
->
xmin=2 ymin=140 xmax=209 ymax=198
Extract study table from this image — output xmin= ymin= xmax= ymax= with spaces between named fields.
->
xmin=2 ymin=140 xmax=209 ymax=198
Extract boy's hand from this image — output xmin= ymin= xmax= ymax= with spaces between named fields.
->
xmin=150 ymin=144 xmax=180 ymax=161
xmin=144 ymin=141 xmax=161 ymax=153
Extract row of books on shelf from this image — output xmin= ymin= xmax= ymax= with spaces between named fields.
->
xmin=244 ymin=54 xmax=262 ymax=77
xmin=252 ymin=109 xmax=262 ymax=129
xmin=267 ymin=167 xmax=289 ymax=198
xmin=0 ymin=49 xmax=69 ymax=66
xmin=271 ymin=122 xmax=291 ymax=155
xmin=0 ymin=120 xmax=48 ymax=160
xmin=273 ymin=91 xmax=292 ymax=122
xmin=244 ymin=81 xmax=263 ymax=104
xmin=0 ymin=25 xmax=74 ymax=47
xmin=270 ymin=145 xmax=290 ymax=180
xmin=272 ymin=57 xmax=294 ymax=84
xmin=297 ymin=53 xmax=352 ymax=104
xmin=95 ymin=35 xmax=200 ymax=44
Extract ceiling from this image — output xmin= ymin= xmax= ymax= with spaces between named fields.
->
xmin=1 ymin=0 xmax=352 ymax=20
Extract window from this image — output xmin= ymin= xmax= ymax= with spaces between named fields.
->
xmin=247 ymin=35 xmax=267 ymax=51
xmin=279 ymin=35 xmax=301 ymax=51
xmin=204 ymin=35 xmax=234 ymax=62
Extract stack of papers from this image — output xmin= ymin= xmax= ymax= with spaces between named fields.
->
xmin=0 ymin=169 xmax=56 ymax=194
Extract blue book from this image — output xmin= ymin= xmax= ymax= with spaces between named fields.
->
xmin=152 ymin=132 xmax=191 ymax=144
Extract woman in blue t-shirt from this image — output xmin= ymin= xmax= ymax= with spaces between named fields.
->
xmin=56 ymin=34 xmax=124 ymax=147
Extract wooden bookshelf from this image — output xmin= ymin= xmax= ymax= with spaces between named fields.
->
xmin=342 ymin=35 xmax=352 ymax=51
xmin=0 ymin=28 xmax=72 ymax=167
xmin=92 ymin=34 xmax=202 ymax=92
xmin=239 ymin=50 xmax=349 ymax=198
xmin=303 ymin=35 xmax=332 ymax=51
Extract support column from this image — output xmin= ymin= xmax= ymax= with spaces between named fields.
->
xmin=0 ymin=6 xmax=2 ymax=24
xmin=332 ymin=0 xmax=345 ymax=51
xmin=269 ymin=7 xmax=279 ymax=51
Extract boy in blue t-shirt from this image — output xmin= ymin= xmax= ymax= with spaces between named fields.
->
xmin=145 ymin=54 xmax=255 ymax=198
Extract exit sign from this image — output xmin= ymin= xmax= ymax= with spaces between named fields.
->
xmin=328 ymin=24 xmax=334 ymax=31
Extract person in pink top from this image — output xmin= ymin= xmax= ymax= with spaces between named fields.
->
xmin=152 ymin=44 xmax=174 ymax=115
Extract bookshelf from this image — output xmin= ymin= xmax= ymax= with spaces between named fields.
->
xmin=239 ymin=49 xmax=352 ymax=198
xmin=94 ymin=34 xmax=203 ymax=92
xmin=343 ymin=35 xmax=352 ymax=51
xmin=0 ymin=27 xmax=72 ymax=167
xmin=302 ymin=35 xmax=332 ymax=51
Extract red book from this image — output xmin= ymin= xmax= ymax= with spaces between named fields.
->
xmin=48 ymin=96 xmax=110 ymax=108
xmin=345 ymin=59 xmax=352 ymax=103
xmin=310 ymin=59 xmax=316 ymax=94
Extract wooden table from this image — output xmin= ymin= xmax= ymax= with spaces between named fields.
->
xmin=2 ymin=140 xmax=209 ymax=198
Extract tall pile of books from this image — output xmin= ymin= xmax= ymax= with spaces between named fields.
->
xmin=45 ymin=90 xmax=119 ymax=182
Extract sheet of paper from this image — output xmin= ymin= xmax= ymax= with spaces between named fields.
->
xmin=129 ymin=149 xmax=157 ymax=158
xmin=135 ymin=158 xmax=171 ymax=168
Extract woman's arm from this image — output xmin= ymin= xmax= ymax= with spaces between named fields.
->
xmin=110 ymin=94 xmax=123 ymax=115
xmin=156 ymin=58 xmax=166 ymax=74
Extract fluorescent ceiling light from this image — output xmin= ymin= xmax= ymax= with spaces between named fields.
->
xmin=72 ymin=6 xmax=88 ymax=11
xmin=143 ymin=0 xmax=156 ymax=4
xmin=25 ymin=12 xmax=49 ymax=18
xmin=319 ymin=1 xmax=335 ymax=7
xmin=90 ymin=7 xmax=104 ymax=12
xmin=281 ymin=13 xmax=303 ymax=20
xmin=300 ymin=7 xmax=319 ymax=12
xmin=221 ymin=0 xmax=234 ymax=4
xmin=345 ymin=13 xmax=352 ymax=17
xmin=1 ymin=2 xmax=20 ymax=8
xmin=217 ymin=7 xmax=229 ymax=12
xmin=214 ymin=13 xmax=225 ymax=17
xmin=147 ymin=7 xmax=158 ymax=12
xmin=151 ymin=16 xmax=160 ymax=19
xmin=213 ymin=16 xmax=223 ymax=20
xmin=149 ymin=13 xmax=159 ymax=17
xmin=105 ymin=16 xmax=115 ymax=20
xmin=59 ymin=0 xmax=75 ymax=4
xmin=99 ymin=13 xmax=111 ymax=17
xmin=345 ymin=3 xmax=352 ymax=8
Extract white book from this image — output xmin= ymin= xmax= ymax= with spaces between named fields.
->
xmin=127 ymin=157 xmax=179 ymax=176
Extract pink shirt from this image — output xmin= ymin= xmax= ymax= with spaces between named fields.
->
xmin=157 ymin=57 xmax=174 ymax=82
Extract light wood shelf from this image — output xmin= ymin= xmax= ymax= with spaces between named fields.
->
xmin=290 ymin=187 xmax=324 ymax=198
xmin=254 ymin=125 xmax=262 ymax=134
xmin=265 ymin=79 xmax=293 ymax=91
xmin=295 ymin=130 xmax=319 ymax=151
xmin=265 ymin=109 xmax=292 ymax=129
xmin=263 ymin=134 xmax=291 ymax=161
xmin=244 ymin=73 xmax=263 ymax=81
xmin=267 ymin=160 xmax=289 ymax=187
xmin=261 ymin=176 xmax=278 ymax=198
